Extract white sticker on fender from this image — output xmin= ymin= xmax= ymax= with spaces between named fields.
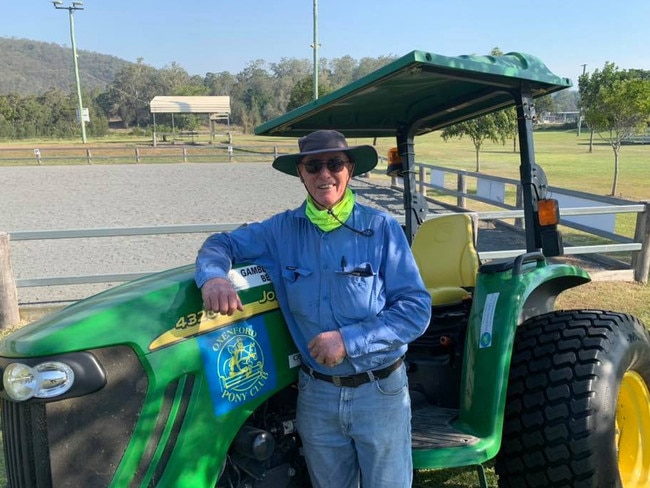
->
xmin=228 ymin=265 xmax=272 ymax=291
xmin=479 ymin=292 xmax=499 ymax=349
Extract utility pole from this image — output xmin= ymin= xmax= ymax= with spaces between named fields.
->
xmin=52 ymin=1 xmax=88 ymax=144
xmin=311 ymin=0 xmax=319 ymax=100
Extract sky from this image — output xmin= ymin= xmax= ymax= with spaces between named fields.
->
xmin=2 ymin=0 xmax=650 ymax=89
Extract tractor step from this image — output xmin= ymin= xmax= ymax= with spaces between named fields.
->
xmin=411 ymin=404 xmax=479 ymax=449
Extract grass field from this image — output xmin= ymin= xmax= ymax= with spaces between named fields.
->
xmin=1 ymin=129 xmax=648 ymax=199
xmin=0 ymin=129 xmax=648 ymax=487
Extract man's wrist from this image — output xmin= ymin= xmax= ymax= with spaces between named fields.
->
xmin=195 ymin=269 xmax=228 ymax=289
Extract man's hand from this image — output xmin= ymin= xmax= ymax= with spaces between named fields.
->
xmin=308 ymin=330 xmax=346 ymax=368
xmin=201 ymin=277 xmax=244 ymax=315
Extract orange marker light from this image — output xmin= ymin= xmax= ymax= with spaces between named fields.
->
xmin=386 ymin=147 xmax=403 ymax=176
xmin=387 ymin=147 xmax=402 ymax=164
xmin=538 ymin=199 xmax=560 ymax=226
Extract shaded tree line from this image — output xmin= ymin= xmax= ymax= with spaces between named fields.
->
xmin=4 ymin=47 xmax=645 ymax=160
xmin=0 ymin=54 xmax=399 ymax=139
xmin=0 ymin=87 xmax=108 ymax=139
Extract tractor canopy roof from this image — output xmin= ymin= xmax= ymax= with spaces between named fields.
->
xmin=255 ymin=50 xmax=571 ymax=139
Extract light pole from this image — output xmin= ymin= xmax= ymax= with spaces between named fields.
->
xmin=311 ymin=0 xmax=319 ymax=100
xmin=52 ymin=0 xmax=87 ymax=143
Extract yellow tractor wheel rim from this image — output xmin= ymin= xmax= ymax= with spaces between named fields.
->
xmin=616 ymin=370 xmax=650 ymax=487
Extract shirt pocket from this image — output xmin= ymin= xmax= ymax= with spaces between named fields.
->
xmin=331 ymin=262 xmax=378 ymax=321
xmin=282 ymin=266 xmax=315 ymax=320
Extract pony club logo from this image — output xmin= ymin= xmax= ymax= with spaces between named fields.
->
xmin=213 ymin=326 xmax=269 ymax=404
xmin=198 ymin=316 xmax=276 ymax=415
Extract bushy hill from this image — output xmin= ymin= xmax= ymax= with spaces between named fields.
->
xmin=0 ymin=37 xmax=130 ymax=95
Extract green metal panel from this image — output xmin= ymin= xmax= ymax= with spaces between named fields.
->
xmin=1 ymin=263 xmax=300 ymax=487
xmin=0 ymin=265 xmax=202 ymax=357
xmin=412 ymin=259 xmax=590 ymax=469
xmin=255 ymin=50 xmax=571 ymax=139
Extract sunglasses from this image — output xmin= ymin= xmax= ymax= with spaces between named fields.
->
xmin=300 ymin=157 xmax=350 ymax=174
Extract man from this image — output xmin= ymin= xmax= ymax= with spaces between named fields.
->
xmin=195 ymin=130 xmax=431 ymax=487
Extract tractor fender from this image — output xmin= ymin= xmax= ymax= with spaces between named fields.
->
xmin=454 ymin=252 xmax=590 ymax=444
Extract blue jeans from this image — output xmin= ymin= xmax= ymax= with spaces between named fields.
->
xmin=296 ymin=363 xmax=412 ymax=488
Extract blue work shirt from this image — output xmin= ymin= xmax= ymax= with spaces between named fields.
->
xmin=195 ymin=200 xmax=431 ymax=376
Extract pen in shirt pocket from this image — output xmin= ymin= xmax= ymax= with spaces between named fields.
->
xmin=338 ymin=258 xmax=374 ymax=277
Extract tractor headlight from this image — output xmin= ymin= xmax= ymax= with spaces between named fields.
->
xmin=0 ymin=351 xmax=107 ymax=403
xmin=3 ymin=361 xmax=75 ymax=401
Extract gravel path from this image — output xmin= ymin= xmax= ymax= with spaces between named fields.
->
xmin=0 ymin=163 xmax=405 ymax=305
xmin=1 ymin=162 xmax=614 ymax=307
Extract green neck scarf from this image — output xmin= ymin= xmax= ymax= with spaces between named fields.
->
xmin=305 ymin=188 xmax=355 ymax=232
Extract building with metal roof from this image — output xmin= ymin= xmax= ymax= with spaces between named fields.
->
xmin=149 ymin=96 xmax=231 ymax=146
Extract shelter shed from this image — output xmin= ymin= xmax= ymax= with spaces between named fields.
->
xmin=150 ymin=96 xmax=231 ymax=146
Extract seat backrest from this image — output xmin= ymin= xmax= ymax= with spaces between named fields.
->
xmin=411 ymin=213 xmax=480 ymax=293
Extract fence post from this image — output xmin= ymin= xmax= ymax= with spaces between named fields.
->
xmin=457 ymin=172 xmax=467 ymax=209
xmin=228 ymin=145 xmax=234 ymax=162
xmin=515 ymin=184 xmax=524 ymax=228
xmin=135 ymin=148 xmax=141 ymax=163
xmin=274 ymin=146 xmax=278 ymax=159
xmin=418 ymin=166 xmax=425 ymax=195
xmin=0 ymin=233 xmax=20 ymax=329
xmin=182 ymin=147 xmax=188 ymax=163
xmin=631 ymin=201 xmax=650 ymax=284
xmin=86 ymin=149 xmax=92 ymax=164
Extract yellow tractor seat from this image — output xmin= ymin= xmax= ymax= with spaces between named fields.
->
xmin=411 ymin=213 xmax=480 ymax=306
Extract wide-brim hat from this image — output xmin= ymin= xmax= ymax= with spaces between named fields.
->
xmin=272 ymin=130 xmax=378 ymax=177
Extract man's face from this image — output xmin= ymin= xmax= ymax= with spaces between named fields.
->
xmin=297 ymin=151 xmax=353 ymax=209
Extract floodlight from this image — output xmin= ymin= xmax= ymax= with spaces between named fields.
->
xmin=51 ymin=0 xmax=88 ymax=143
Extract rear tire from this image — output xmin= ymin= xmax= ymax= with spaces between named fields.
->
xmin=496 ymin=310 xmax=650 ymax=488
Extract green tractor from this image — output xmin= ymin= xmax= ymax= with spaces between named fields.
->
xmin=1 ymin=50 xmax=649 ymax=488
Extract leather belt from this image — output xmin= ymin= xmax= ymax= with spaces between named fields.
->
xmin=300 ymin=357 xmax=403 ymax=388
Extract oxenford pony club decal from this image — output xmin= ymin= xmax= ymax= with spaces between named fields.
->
xmin=216 ymin=326 xmax=268 ymax=402
xmin=196 ymin=264 xmax=278 ymax=415
xmin=199 ymin=318 xmax=275 ymax=415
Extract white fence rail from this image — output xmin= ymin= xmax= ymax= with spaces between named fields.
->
xmin=391 ymin=162 xmax=650 ymax=283
xmin=6 ymin=201 xmax=649 ymax=289
xmin=1 ymin=163 xmax=648 ymax=328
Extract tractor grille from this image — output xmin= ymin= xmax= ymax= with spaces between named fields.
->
xmin=1 ymin=400 xmax=51 ymax=487
xmin=1 ymin=346 xmax=148 ymax=488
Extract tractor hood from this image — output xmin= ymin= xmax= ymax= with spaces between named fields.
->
xmin=1 ymin=263 xmax=281 ymax=359
xmin=0 ymin=265 xmax=201 ymax=358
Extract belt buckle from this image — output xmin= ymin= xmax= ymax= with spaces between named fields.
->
xmin=332 ymin=376 xmax=343 ymax=387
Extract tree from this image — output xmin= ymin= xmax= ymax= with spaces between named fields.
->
xmin=105 ymin=59 xmax=160 ymax=128
xmin=328 ymin=55 xmax=357 ymax=87
xmin=553 ymin=90 xmax=578 ymax=112
xmin=533 ymin=94 xmax=555 ymax=118
xmin=286 ymin=76 xmax=334 ymax=112
xmin=578 ymin=63 xmax=650 ymax=195
xmin=353 ymin=55 xmax=398 ymax=80
xmin=441 ymin=48 xmax=517 ymax=170
xmin=269 ymin=57 xmax=312 ymax=111
xmin=204 ymin=71 xmax=238 ymax=96
xmin=441 ymin=110 xmax=515 ymax=171
xmin=230 ymin=60 xmax=275 ymax=132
